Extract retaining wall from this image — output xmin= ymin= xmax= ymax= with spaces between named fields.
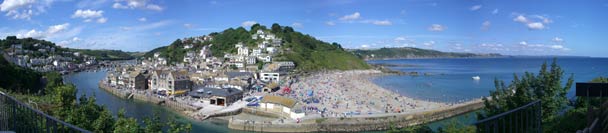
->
xmin=229 ymin=100 xmax=485 ymax=132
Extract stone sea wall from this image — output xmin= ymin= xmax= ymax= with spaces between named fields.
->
xmin=98 ymin=81 xmax=199 ymax=112
xmin=228 ymin=100 xmax=485 ymax=132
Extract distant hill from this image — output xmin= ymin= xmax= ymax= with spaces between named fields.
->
xmin=144 ymin=23 xmax=370 ymax=71
xmin=0 ymin=36 xmax=136 ymax=60
xmin=350 ymin=47 xmax=502 ymax=60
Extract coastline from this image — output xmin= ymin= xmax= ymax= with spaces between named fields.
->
xmin=97 ymin=69 xmax=485 ymax=132
xmin=227 ymin=70 xmax=485 ymax=132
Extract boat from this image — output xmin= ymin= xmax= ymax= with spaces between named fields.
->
xmin=472 ymin=76 xmax=481 ymax=80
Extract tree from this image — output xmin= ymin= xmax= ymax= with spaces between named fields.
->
xmin=250 ymin=23 xmax=261 ymax=32
xmin=479 ymin=59 xmax=574 ymax=126
xmin=92 ymin=108 xmax=115 ymax=133
xmin=433 ymin=120 xmax=476 ymax=133
xmin=143 ymin=111 xmax=163 ymax=133
xmin=114 ymin=109 xmax=141 ymax=133
xmin=271 ymin=23 xmax=281 ymax=34
xmin=51 ymin=84 xmax=77 ymax=108
xmin=45 ymin=72 xmax=63 ymax=90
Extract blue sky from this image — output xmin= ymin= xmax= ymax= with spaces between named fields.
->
xmin=1 ymin=0 xmax=607 ymax=57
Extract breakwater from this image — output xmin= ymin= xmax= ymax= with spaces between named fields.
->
xmin=229 ymin=99 xmax=484 ymax=132
xmin=98 ymin=81 xmax=199 ymax=113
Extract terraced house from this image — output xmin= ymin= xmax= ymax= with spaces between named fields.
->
xmin=150 ymin=70 xmax=193 ymax=96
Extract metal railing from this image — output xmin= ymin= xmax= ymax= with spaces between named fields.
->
xmin=0 ymin=92 xmax=91 ymax=133
xmin=475 ymin=100 xmax=542 ymax=133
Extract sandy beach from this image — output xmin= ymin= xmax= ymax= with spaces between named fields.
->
xmin=280 ymin=70 xmax=447 ymax=119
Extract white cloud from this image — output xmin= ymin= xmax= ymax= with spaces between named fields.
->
xmin=492 ymin=9 xmax=499 ymax=14
xmin=339 ymin=12 xmax=361 ymax=21
xmin=513 ymin=14 xmax=552 ymax=30
xmin=146 ymin=4 xmax=163 ymax=11
xmin=394 ymin=37 xmax=406 ymax=41
xmin=428 ymin=24 xmax=446 ymax=31
xmin=183 ymin=23 xmax=194 ymax=29
xmin=470 ymin=5 xmax=482 ymax=11
xmin=481 ymin=21 xmax=491 ymax=30
xmin=0 ymin=0 xmax=52 ymax=20
xmin=241 ymin=21 xmax=257 ymax=27
xmin=47 ymin=23 xmax=70 ymax=34
xmin=519 ymin=41 xmax=528 ymax=45
xmin=360 ymin=44 xmax=369 ymax=48
xmin=325 ymin=21 xmax=335 ymax=26
xmin=72 ymin=9 xmax=103 ymax=18
xmin=72 ymin=9 xmax=107 ymax=23
xmin=291 ymin=22 xmax=303 ymax=28
xmin=16 ymin=23 xmax=74 ymax=39
xmin=0 ymin=0 xmax=35 ymax=11
xmin=371 ymin=20 xmax=392 ymax=26
xmin=58 ymin=37 xmax=82 ymax=47
xmin=552 ymin=37 xmax=563 ymax=42
xmin=138 ymin=17 xmax=146 ymax=22
xmin=532 ymin=15 xmax=552 ymax=24
xmin=513 ymin=15 xmax=528 ymax=23
xmin=76 ymin=0 xmax=109 ymax=9
xmin=112 ymin=3 xmax=128 ymax=9
xmin=550 ymin=45 xmax=564 ymax=49
xmin=527 ymin=22 xmax=545 ymax=30
xmin=423 ymin=41 xmax=435 ymax=46
xmin=96 ymin=17 xmax=107 ymax=23
xmin=112 ymin=0 xmax=163 ymax=11
xmin=120 ymin=20 xmax=172 ymax=31
xmin=17 ymin=29 xmax=44 ymax=39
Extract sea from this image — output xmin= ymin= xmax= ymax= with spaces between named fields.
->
xmin=62 ymin=57 xmax=608 ymax=132
xmin=370 ymin=57 xmax=608 ymax=103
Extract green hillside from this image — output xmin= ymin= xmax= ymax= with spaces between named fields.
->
xmin=0 ymin=36 xmax=135 ymax=60
xmin=66 ymin=48 xmax=136 ymax=60
xmin=351 ymin=47 xmax=501 ymax=60
xmin=0 ymin=55 xmax=44 ymax=94
xmin=144 ymin=23 xmax=370 ymax=71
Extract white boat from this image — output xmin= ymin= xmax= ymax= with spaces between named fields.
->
xmin=472 ymin=76 xmax=481 ymax=80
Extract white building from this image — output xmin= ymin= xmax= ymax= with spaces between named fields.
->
xmin=184 ymin=44 xmax=193 ymax=49
xmin=266 ymin=47 xmax=276 ymax=54
xmin=251 ymin=49 xmax=262 ymax=56
xmin=246 ymin=56 xmax=257 ymax=65
xmin=259 ymin=72 xmax=279 ymax=82
xmin=238 ymin=47 xmax=249 ymax=56
xmin=259 ymin=95 xmax=305 ymax=120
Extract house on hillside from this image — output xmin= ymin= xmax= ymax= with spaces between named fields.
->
xmin=150 ymin=70 xmax=193 ymax=96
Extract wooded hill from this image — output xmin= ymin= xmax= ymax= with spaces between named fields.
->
xmin=351 ymin=47 xmax=502 ymax=60
xmin=143 ymin=23 xmax=370 ymax=71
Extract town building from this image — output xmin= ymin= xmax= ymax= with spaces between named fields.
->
xmin=259 ymin=72 xmax=280 ymax=82
xmin=189 ymin=87 xmax=243 ymax=106
xmin=150 ymin=70 xmax=193 ymax=96
xmin=259 ymin=95 xmax=305 ymax=120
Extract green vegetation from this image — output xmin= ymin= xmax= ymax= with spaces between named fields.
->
xmin=0 ymin=62 xmax=191 ymax=132
xmin=0 ymin=55 xmax=44 ymax=94
xmin=143 ymin=23 xmax=370 ymax=70
xmin=478 ymin=59 xmax=575 ymax=132
xmin=387 ymin=120 xmax=475 ymax=133
xmin=351 ymin=47 xmax=501 ymax=60
xmin=544 ymin=77 xmax=608 ymax=132
xmin=66 ymin=48 xmax=136 ymax=60
xmin=0 ymin=36 xmax=135 ymax=60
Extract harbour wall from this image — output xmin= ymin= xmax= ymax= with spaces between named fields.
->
xmin=228 ymin=99 xmax=485 ymax=132
xmin=98 ymin=81 xmax=199 ymax=112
